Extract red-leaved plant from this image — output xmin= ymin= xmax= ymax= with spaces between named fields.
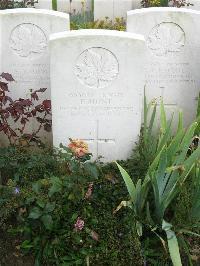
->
xmin=0 ymin=72 xmax=52 ymax=146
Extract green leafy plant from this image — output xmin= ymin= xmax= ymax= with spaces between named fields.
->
xmin=0 ymin=139 xmax=145 ymax=265
xmin=9 ymin=146 xmax=100 ymax=265
xmin=115 ymin=96 xmax=200 ymax=265
xmin=71 ymin=17 xmax=125 ymax=31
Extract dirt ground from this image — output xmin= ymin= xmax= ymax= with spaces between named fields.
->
xmin=0 ymin=231 xmax=34 ymax=266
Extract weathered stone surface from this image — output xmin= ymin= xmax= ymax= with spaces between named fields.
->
xmin=94 ymin=0 xmax=141 ymax=21
xmin=50 ymin=30 xmax=145 ymax=161
xmin=34 ymin=0 xmax=92 ymax=14
xmin=57 ymin=0 xmax=92 ymax=14
xmin=0 ymin=8 xmax=69 ymax=145
xmin=127 ymin=7 xmax=200 ymax=126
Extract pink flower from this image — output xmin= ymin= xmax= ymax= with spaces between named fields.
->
xmin=74 ymin=217 xmax=85 ymax=231
xmin=68 ymin=139 xmax=89 ymax=158
xmin=91 ymin=230 xmax=99 ymax=241
xmin=84 ymin=182 xmax=93 ymax=199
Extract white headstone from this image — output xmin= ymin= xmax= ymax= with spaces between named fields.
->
xmin=127 ymin=7 xmax=200 ymax=126
xmin=94 ymin=0 xmax=141 ymax=21
xmin=0 ymin=9 xmax=69 ymax=145
xmin=50 ymin=30 xmax=145 ymax=162
xmin=57 ymin=0 xmax=92 ymax=14
xmin=34 ymin=0 xmax=92 ymax=14
xmin=94 ymin=0 xmax=114 ymax=20
xmin=34 ymin=0 xmax=52 ymax=9
xmin=133 ymin=0 xmax=142 ymax=9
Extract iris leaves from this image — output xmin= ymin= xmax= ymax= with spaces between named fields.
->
xmin=115 ymin=96 xmax=200 ymax=266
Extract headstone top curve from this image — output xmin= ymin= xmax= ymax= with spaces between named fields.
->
xmin=0 ymin=6 xmax=70 ymax=145
xmin=50 ymin=29 xmax=145 ymax=42
xmin=127 ymin=7 xmax=200 ymax=16
xmin=1 ymin=8 xmax=69 ymax=20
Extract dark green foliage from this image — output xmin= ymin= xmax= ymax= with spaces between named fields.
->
xmin=0 ymin=147 xmax=143 ymax=265
xmin=0 ymin=146 xmax=59 ymax=185
xmin=0 ymin=0 xmax=37 ymax=9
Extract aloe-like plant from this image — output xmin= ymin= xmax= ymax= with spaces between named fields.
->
xmin=115 ymin=96 xmax=200 ymax=266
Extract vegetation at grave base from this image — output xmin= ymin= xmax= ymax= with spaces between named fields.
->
xmin=115 ymin=95 xmax=200 ymax=265
xmin=71 ymin=17 xmax=126 ymax=31
xmin=0 ymin=92 xmax=200 ymax=265
xmin=0 ymin=142 xmax=143 ymax=265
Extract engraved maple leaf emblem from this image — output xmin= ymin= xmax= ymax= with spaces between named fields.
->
xmin=75 ymin=48 xmax=119 ymax=89
xmin=10 ymin=24 xmax=47 ymax=58
xmin=147 ymin=22 xmax=185 ymax=56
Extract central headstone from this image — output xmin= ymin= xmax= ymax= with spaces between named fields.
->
xmin=127 ymin=7 xmax=200 ymax=126
xmin=50 ymin=30 xmax=145 ymax=161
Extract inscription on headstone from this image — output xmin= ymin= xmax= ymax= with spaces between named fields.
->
xmin=10 ymin=23 xmax=47 ymax=58
xmin=50 ymin=30 xmax=145 ymax=161
xmin=75 ymin=47 xmax=119 ymax=89
xmin=0 ymin=9 xmax=69 ymax=145
xmin=127 ymin=8 xmax=200 ymax=126
xmin=2 ymin=9 xmax=69 ymax=98
xmin=147 ymin=22 xmax=185 ymax=56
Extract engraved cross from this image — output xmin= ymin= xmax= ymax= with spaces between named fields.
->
xmin=82 ymin=120 xmax=115 ymax=157
xmin=159 ymin=86 xmax=177 ymax=107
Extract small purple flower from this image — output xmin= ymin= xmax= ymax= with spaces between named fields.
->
xmin=14 ymin=187 xmax=20 ymax=194
xmin=74 ymin=217 xmax=85 ymax=231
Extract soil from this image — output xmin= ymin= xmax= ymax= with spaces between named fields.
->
xmin=0 ymin=230 xmax=34 ymax=266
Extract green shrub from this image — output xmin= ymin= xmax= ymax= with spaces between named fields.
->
xmin=0 ymin=0 xmax=37 ymax=9
xmin=0 ymin=146 xmax=58 ymax=185
xmin=0 ymin=145 xmax=143 ymax=265
xmin=71 ymin=17 xmax=126 ymax=31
